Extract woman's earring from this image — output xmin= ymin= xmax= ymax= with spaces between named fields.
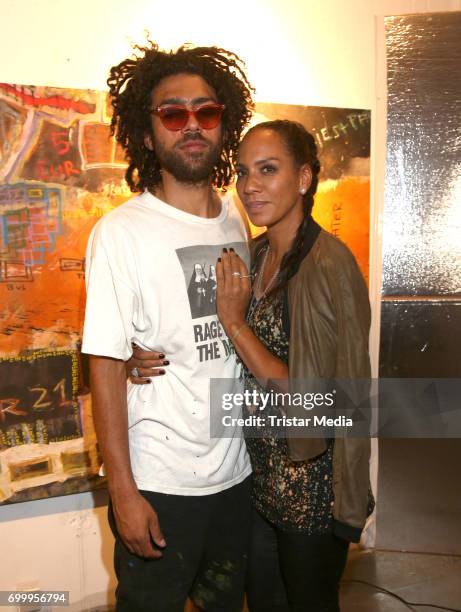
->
xmin=299 ymin=187 xmax=306 ymax=195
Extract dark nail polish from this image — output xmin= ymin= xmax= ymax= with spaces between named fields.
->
xmin=159 ymin=353 xmax=165 ymax=359
xmin=159 ymin=369 xmax=166 ymax=375
xmin=229 ymin=247 xmax=235 ymax=253
xmin=163 ymin=360 xmax=170 ymax=365
xmin=218 ymin=257 xmax=222 ymax=263
xmin=145 ymin=379 xmax=151 ymax=384
xmin=222 ymin=247 xmax=228 ymax=253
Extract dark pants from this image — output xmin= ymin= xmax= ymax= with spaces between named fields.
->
xmin=246 ymin=509 xmax=349 ymax=612
xmin=108 ymin=477 xmax=252 ymax=612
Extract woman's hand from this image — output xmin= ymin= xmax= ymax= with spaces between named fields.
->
xmin=216 ymin=248 xmax=252 ymax=335
xmin=215 ymin=248 xmax=288 ymax=386
xmin=126 ymin=344 xmax=169 ymax=384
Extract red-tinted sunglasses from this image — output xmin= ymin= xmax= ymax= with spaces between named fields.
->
xmin=150 ymin=103 xmax=225 ymax=131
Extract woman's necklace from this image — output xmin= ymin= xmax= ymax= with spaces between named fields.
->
xmin=255 ymin=245 xmax=279 ymax=298
xmin=247 ymin=245 xmax=280 ymax=322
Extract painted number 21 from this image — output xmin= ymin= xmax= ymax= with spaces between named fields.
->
xmin=29 ymin=378 xmax=67 ymax=411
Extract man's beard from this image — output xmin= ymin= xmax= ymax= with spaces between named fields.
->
xmin=155 ymin=133 xmax=222 ymax=184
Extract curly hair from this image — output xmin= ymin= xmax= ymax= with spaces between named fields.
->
xmin=107 ymin=41 xmax=255 ymax=192
xmin=248 ymin=120 xmax=321 ymax=295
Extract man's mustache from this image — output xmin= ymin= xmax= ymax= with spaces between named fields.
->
xmin=177 ymin=133 xmax=208 ymax=145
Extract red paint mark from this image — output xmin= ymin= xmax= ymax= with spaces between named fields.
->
xmin=0 ymin=398 xmax=28 ymax=419
xmin=35 ymin=159 xmax=81 ymax=181
xmin=51 ymin=130 xmax=71 ymax=155
xmin=63 ymin=160 xmax=80 ymax=176
xmin=0 ymin=83 xmax=95 ymax=115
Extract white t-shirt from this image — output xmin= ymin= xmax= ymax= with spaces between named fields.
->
xmin=82 ymin=190 xmax=251 ymax=495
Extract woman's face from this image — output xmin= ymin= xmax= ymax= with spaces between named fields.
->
xmin=194 ymin=264 xmax=205 ymax=279
xmin=236 ymin=128 xmax=311 ymax=229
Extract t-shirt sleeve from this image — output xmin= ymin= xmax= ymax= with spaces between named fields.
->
xmin=81 ymin=220 xmax=138 ymax=361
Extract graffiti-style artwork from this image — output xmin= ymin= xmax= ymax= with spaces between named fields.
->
xmin=0 ymin=83 xmax=370 ymax=505
xmin=0 ymin=83 xmax=130 ymax=503
xmin=251 ymin=103 xmax=370 ymax=282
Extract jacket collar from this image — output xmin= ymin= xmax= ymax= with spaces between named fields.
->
xmin=287 ymin=217 xmax=321 ymax=281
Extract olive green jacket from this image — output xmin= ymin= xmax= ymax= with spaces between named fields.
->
xmin=252 ymin=225 xmax=372 ymax=541
xmin=285 ymin=228 xmax=372 ymax=541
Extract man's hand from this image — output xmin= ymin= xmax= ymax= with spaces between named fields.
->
xmin=112 ymin=489 xmax=166 ymax=559
xmin=89 ymin=355 xmax=166 ymax=559
xmin=126 ymin=344 xmax=169 ymax=384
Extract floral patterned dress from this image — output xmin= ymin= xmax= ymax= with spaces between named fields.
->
xmin=242 ymin=284 xmax=335 ymax=534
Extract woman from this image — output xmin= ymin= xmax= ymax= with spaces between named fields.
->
xmin=128 ymin=120 xmax=372 ymax=611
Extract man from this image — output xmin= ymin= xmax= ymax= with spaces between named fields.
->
xmin=82 ymin=42 xmax=254 ymax=612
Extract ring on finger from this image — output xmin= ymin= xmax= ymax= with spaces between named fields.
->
xmin=131 ymin=367 xmax=140 ymax=377
xmin=232 ymin=272 xmax=242 ymax=277
xmin=240 ymin=274 xmax=251 ymax=278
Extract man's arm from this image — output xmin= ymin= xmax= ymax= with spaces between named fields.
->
xmin=90 ymin=355 xmax=166 ymax=558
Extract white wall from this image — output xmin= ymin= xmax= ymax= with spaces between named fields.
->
xmin=1 ymin=0 xmax=460 ymax=608
xmin=0 ymin=492 xmax=115 ymax=610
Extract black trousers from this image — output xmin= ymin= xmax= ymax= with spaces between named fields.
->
xmin=246 ymin=509 xmax=349 ymax=612
xmin=108 ymin=477 xmax=252 ymax=612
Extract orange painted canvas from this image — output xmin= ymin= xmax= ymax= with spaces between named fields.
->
xmin=0 ymin=85 xmax=370 ymax=503
xmin=0 ymin=84 xmax=129 ymax=503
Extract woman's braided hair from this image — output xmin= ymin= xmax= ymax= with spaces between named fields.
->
xmin=248 ymin=120 xmax=321 ymax=295
xmin=107 ymin=41 xmax=254 ymax=192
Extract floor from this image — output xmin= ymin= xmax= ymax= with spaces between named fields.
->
xmin=87 ymin=549 xmax=461 ymax=612
xmin=340 ymin=549 xmax=461 ymax=611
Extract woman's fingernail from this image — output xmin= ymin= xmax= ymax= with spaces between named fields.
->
xmin=218 ymin=257 xmax=222 ymax=263
xmin=145 ymin=379 xmax=151 ymax=384
xmin=163 ymin=360 xmax=170 ymax=365
xmin=229 ymin=247 xmax=235 ymax=253
xmin=159 ymin=353 xmax=165 ymax=359
xmin=159 ymin=369 xmax=166 ymax=375
xmin=222 ymin=247 xmax=228 ymax=253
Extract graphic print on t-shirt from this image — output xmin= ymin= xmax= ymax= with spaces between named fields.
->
xmin=176 ymin=242 xmax=247 ymax=320
xmin=186 ymin=261 xmax=217 ymax=319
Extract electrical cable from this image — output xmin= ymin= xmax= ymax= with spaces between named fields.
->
xmin=342 ymin=579 xmax=461 ymax=612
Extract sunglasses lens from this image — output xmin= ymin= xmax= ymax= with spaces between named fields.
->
xmin=154 ymin=104 xmax=224 ymax=130
xmin=159 ymin=107 xmax=188 ymax=130
xmin=196 ymin=105 xmax=224 ymax=129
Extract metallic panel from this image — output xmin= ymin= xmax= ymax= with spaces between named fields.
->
xmin=383 ymin=12 xmax=461 ymax=296
xmin=380 ymin=301 xmax=461 ymax=377
xmin=378 ymin=12 xmax=461 ymax=556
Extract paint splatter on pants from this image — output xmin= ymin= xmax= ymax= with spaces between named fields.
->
xmin=108 ymin=476 xmax=252 ymax=612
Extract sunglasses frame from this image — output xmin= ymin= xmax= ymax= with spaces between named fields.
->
xmin=150 ymin=103 xmax=225 ymax=131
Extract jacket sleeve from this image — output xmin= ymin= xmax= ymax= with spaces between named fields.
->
xmin=286 ymin=233 xmax=371 ymax=454
xmin=287 ymin=232 xmax=372 ymax=537
xmin=286 ymin=234 xmax=338 ymax=460
xmin=322 ymin=237 xmax=372 ymax=537
xmin=327 ymin=238 xmax=371 ymax=380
